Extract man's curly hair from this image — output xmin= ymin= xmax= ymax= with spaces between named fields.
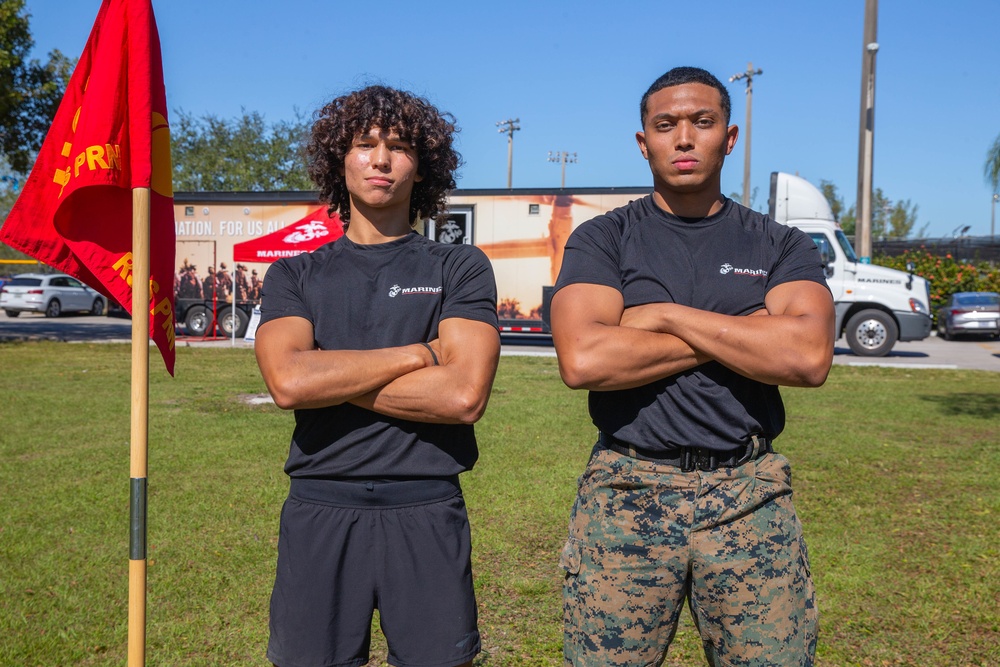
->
xmin=307 ymin=85 xmax=461 ymax=227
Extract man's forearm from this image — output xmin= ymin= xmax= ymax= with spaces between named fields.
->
xmin=646 ymin=303 xmax=833 ymax=387
xmin=261 ymin=345 xmax=432 ymax=410
xmin=350 ymin=318 xmax=500 ymax=424
xmin=555 ymin=322 xmax=708 ymax=391
xmin=349 ymin=364 xmax=493 ymax=424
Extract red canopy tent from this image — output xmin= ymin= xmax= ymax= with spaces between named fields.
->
xmin=214 ymin=207 xmax=343 ymax=343
xmin=233 ymin=206 xmax=343 ymax=263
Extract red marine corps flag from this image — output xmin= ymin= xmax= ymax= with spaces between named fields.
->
xmin=0 ymin=0 xmax=176 ymax=374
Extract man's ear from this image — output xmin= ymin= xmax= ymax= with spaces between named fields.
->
xmin=636 ymin=131 xmax=649 ymax=160
xmin=725 ymin=124 xmax=739 ymax=155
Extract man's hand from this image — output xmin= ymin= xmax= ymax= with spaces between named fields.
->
xmin=348 ymin=318 xmax=500 ymax=424
xmin=550 ymin=284 xmax=707 ymax=391
xmin=645 ymin=281 xmax=835 ymax=387
xmin=619 ymin=302 xmax=668 ymax=332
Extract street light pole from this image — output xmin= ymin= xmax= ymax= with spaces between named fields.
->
xmin=992 ymin=193 xmax=998 ymax=240
xmin=496 ymin=118 xmax=520 ymax=189
xmin=547 ymin=151 xmax=577 ymax=188
xmin=856 ymin=0 xmax=879 ymax=263
xmin=729 ymin=62 xmax=763 ymax=208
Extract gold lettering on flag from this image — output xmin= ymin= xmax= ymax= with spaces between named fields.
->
xmin=112 ymin=253 xmax=175 ymax=351
xmin=113 ymin=252 xmax=134 ymax=286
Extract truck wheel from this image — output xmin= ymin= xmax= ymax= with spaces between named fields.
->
xmin=184 ymin=305 xmax=210 ymax=336
xmin=845 ymin=309 xmax=898 ymax=357
xmin=217 ymin=306 xmax=249 ymax=338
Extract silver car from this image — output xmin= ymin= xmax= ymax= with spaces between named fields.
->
xmin=0 ymin=273 xmax=108 ymax=318
xmin=936 ymin=291 xmax=1000 ymax=340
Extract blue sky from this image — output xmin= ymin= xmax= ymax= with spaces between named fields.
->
xmin=25 ymin=0 xmax=1000 ymax=238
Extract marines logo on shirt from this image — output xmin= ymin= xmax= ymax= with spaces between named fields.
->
xmin=720 ymin=263 xmax=768 ymax=278
xmin=388 ymin=284 xmax=442 ymax=298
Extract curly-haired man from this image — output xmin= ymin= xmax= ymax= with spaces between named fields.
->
xmin=255 ymin=85 xmax=500 ymax=667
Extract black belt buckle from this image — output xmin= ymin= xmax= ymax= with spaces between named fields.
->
xmin=680 ymin=447 xmax=720 ymax=472
xmin=682 ymin=446 xmax=728 ymax=472
xmin=680 ymin=448 xmax=694 ymax=472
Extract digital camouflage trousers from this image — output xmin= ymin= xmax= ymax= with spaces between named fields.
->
xmin=561 ymin=443 xmax=817 ymax=667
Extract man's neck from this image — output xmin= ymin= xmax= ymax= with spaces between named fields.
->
xmin=651 ymin=180 xmax=726 ymax=219
xmin=345 ymin=201 xmax=413 ymax=244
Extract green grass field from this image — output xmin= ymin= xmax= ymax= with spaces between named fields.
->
xmin=1 ymin=342 xmax=997 ymax=666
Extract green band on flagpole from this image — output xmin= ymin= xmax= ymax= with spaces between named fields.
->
xmin=130 ymin=477 xmax=147 ymax=560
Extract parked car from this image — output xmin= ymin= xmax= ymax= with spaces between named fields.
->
xmin=936 ymin=292 xmax=1000 ymax=340
xmin=0 ymin=273 xmax=108 ymax=318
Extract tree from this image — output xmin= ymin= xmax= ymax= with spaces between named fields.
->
xmin=985 ymin=132 xmax=1000 ymax=194
xmin=0 ymin=156 xmax=32 ymax=261
xmin=886 ymin=199 xmax=918 ymax=239
xmin=0 ymin=156 xmax=20 ymax=220
xmin=841 ymin=205 xmax=856 ymax=236
xmin=727 ymin=186 xmax=761 ymax=211
xmin=871 ymin=187 xmax=890 ymax=240
xmin=0 ymin=0 xmax=72 ymax=173
xmin=171 ymin=109 xmax=313 ymax=191
xmin=828 ymin=184 xmax=919 ymax=239
xmin=819 ymin=179 xmax=844 ymax=222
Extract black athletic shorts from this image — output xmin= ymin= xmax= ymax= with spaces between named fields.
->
xmin=266 ymin=477 xmax=481 ymax=667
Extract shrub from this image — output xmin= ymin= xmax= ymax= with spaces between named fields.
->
xmin=875 ymin=249 xmax=1000 ymax=322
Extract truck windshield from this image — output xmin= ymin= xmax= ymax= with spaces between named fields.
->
xmin=835 ymin=230 xmax=858 ymax=262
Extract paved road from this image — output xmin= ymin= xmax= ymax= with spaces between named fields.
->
xmin=500 ymin=332 xmax=1000 ymax=373
xmin=2 ymin=311 xmax=999 ymax=372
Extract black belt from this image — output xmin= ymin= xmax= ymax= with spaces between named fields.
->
xmin=598 ymin=432 xmax=772 ymax=472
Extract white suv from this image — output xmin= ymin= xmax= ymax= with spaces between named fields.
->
xmin=0 ymin=273 xmax=107 ymax=318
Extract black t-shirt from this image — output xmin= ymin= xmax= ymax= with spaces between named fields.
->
xmin=260 ymin=232 xmax=498 ymax=479
xmin=554 ymin=196 xmax=828 ymax=452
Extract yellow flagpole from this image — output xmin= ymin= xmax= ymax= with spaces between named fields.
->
xmin=128 ymin=187 xmax=151 ymax=667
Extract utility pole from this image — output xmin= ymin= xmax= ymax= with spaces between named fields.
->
xmin=992 ymin=193 xmax=998 ymax=240
xmin=856 ymin=0 xmax=879 ymax=263
xmin=729 ymin=62 xmax=762 ymax=208
xmin=547 ymin=151 xmax=577 ymax=188
xmin=496 ymin=118 xmax=520 ymax=188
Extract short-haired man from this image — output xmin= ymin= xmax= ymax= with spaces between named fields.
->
xmin=551 ymin=66 xmax=835 ymax=666
xmin=255 ymin=85 xmax=500 ymax=667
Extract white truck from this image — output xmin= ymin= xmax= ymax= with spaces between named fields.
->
xmin=768 ymin=171 xmax=932 ymax=356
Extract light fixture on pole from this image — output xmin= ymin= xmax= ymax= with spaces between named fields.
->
xmin=496 ymin=118 xmax=520 ymax=189
xmin=729 ymin=62 xmax=763 ymax=208
xmin=547 ymin=151 xmax=577 ymax=188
